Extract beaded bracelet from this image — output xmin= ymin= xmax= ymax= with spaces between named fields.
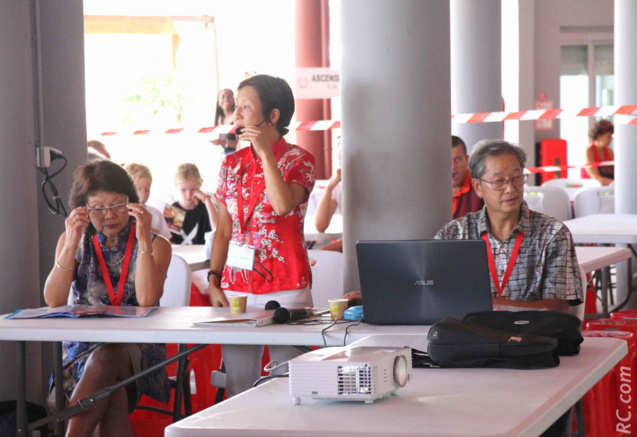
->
xmin=207 ymin=270 xmax=223 ymax=283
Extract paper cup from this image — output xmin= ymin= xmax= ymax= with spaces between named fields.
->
xmin=328 ymin=298 xmax=349 ymax=320
xmin=229 ymin=295 xmax=248 ymax=314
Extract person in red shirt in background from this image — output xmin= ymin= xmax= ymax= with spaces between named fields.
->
xmin=581 ymin=119 xmax=614 ymax=186
xmin=452 ymin=135 xmax=484 ymax=219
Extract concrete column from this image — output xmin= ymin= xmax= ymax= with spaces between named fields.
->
xmin=501 ymin=0 xmax=535 ymax=168
xmin=614 ymin=0 xmax=637 ymax=214
xmin=0 ymin=0 xmax=42 ymax=403
xmin=451 ymin=0 xmax=502 ymax=151
xmin=614 ymin=0 xmax=637 ymax=308
xmin=295 ymin=0 xmax=331 ymax=179
xmin=341 ymin=0 xmax=451 ymax=291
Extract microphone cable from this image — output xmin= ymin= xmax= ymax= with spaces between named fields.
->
xmin=342 ymin=320 xmax=364 ymax=346
xmin=252 ymin=373 xmax=289 ymax=388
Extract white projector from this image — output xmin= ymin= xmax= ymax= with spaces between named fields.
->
xmin=288 ymin=346 xmax=412 ymax=405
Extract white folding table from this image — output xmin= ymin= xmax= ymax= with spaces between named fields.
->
xmin=304 ymin=214 xmax=343 ymax=245
xmin=575 ymin=246 xmax=632 ymax=316
xmin=564 ymin=214 xmax=637 ymax=246
xmin=0 ymin=307 xmax=427 ymax=436
xmin=565 ymin=215 xmax=637 ymax=315
xmin=171 ymin=244 xmax=208 ymax=271
xmin=165 ymin=335 xmax=627 ymax=437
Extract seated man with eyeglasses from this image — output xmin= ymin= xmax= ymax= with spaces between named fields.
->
xmin=434 ymin=139 xmax=583 ymax=313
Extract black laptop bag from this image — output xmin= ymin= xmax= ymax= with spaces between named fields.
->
xmin=415 ymin=317 xmax=560 ymax=369
xmin=463 ymin=311 xmax=584 ymax=356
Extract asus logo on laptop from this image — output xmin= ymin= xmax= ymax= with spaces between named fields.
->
xmin=415 ymin=280 xmax=434 ymax=286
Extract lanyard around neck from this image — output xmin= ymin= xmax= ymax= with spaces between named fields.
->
xmin=92 ymin=222 xmax=136 ymax=306
xmin=236 ymin=145 xmax=286 ymax=234
xmin=481 ymin=231 xmax=524 ymax=298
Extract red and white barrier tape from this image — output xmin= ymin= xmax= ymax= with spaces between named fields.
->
xmin=452 ymin=105 xmax=637 ymax=124
xmin=525 ymin=160 xmax=613 ymax=174
xmin=99 ymin=121 xmax=341 ymax=137
xmin=96 ymin=104 xmax=637 ymax=137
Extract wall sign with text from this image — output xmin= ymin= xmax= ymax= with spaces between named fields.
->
xmin=296 ymin=68 xmax=340 ymax=99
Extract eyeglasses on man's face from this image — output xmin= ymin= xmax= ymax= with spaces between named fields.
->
xmin=87 ymin=197 xmax=129 ymax=218
xmin=478 ymin=174 xmax=528 ymax=191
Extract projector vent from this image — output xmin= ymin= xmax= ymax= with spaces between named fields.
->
xmin=337 ymin=364 xmax=373 ymax=395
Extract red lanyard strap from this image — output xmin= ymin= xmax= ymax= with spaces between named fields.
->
xmin=92 ymin=223 xmax=136 ymax=306
xmin=481 ymin=231 xmax=524 ymax=298
xmin=236 ymin=146 xmax=287 ymax=234
xmin=237 ymin=157 xmax=260 ymax=234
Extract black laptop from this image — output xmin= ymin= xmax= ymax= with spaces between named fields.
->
xmin=356 ymin=240 xmax=493 ymax=325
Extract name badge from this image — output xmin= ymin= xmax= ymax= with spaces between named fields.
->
xmin=226 ymin=241 xmax=256 ymax=270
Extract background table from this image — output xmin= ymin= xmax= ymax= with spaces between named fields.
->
xmin=172 ymin=244 xmax=208 ymax=271
xmin=576 ymin=246 xmax=631 ymax=273
xmin=564 ymin=214 xmax=637 ymax=246
xmin=165 ymin=336 xmax=627 ymax=437
xmin=565 ymin=215 xmax=637 ymax=313
xmin=575 ymin=246 xmax=632 ymax=316
xmin=304 ymin=214 xmax=343 ymax=244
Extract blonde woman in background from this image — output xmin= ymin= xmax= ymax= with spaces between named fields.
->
xmin=124 ymin=163 xmax=171 ymax=240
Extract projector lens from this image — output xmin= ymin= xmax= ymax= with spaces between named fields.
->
xmin=393 ymin=355 xmax=408 ymax=388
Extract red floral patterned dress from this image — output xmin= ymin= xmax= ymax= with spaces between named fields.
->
xmin=215 ymin=137 xmax=316 ymax=294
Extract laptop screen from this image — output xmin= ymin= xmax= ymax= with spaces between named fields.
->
xmin=356 ymin=240 xmax=493 ymax=325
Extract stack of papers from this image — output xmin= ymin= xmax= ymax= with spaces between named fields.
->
xmin=5 ymin=305 xmax=158 ymax=319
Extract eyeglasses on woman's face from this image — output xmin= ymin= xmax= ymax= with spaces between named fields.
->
xmin=86 ymin=197 xmax=129 ymax=218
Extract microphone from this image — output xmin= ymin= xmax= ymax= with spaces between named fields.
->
xmin=273 ymin=307 xmax=314 ymax=324
xmin=235 ymin=119 xmax=268 ymax=136
xmin=265 ymin=300 xmax=280 ymax=310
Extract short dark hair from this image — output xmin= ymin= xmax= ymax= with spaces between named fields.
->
xmin=469 ymin=139 xmax=527 ymax=179
xmin=69 ymin=160 xmax=139 ymax=209
xmin=238 ymin=75 xmax=295 ymax=136
xmin=452 ymin=135 xmax=467 ymax=153
xmin=589 ymin=119 xmax=614 ymax=141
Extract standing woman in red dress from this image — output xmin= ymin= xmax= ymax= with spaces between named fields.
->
xmin=208 ymin=74 xmax=316 ymax=397
xmin=581 ymin=119 xmax=614 ymax=186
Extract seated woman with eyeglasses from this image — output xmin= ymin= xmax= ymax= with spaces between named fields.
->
xmin=434 ymin=139 xmax=583 ymax=313
xmin=43 ymin=160 xmax=172 ymax=436
xmin=208 ymin=74 xmax=315 ymax=397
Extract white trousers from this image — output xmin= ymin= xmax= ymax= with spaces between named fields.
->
xmin=221 ymin=287 xmax=313 ymax=398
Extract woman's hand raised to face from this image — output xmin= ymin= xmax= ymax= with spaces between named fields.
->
xmin=127 ymin=203 xmax=152 ymax=243
xmin=64 ymin=207 xmax=91 ymax=250
xmin=239 ymin=122 xmax=279 ymax=158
